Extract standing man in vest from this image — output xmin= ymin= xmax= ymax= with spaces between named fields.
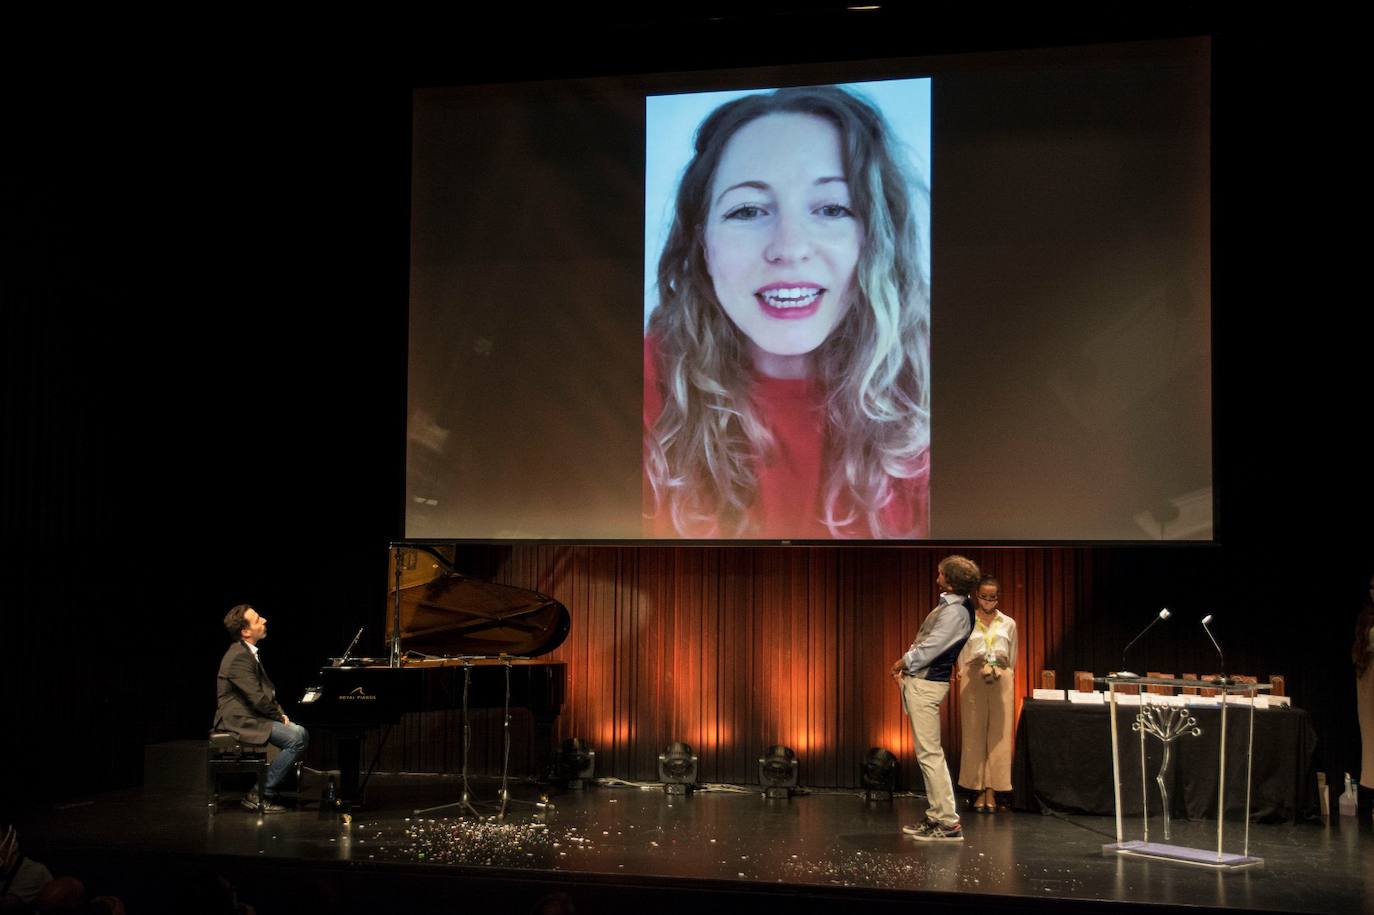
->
xmin=891 ymin=555 xmax=978 ymax=841
xmin=215 ymin=604 xmax=308 ymax=813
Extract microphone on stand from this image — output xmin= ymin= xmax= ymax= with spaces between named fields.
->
xmin=1201 ymin=614 xmax=1230 ymax=684
xmin=1116 ymin=608 xmax=1171 ymax=679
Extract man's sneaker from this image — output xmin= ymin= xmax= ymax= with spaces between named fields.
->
xmin=909 ymin=821 xmax=962 ymax=842
xmin=242 ymin=790 xmax=286 ymax=814
xmin=902 ymin=819 xmax=937 ymax=837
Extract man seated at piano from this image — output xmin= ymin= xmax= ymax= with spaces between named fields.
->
xmin=215 ymin=604 xmax=308 ymax=813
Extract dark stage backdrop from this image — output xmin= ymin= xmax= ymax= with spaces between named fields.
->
xmin=3 ymin=16 xmax=1367 ymax=808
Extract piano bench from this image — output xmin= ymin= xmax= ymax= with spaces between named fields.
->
xmin=207 ymin=730 xmax=268 ymax=813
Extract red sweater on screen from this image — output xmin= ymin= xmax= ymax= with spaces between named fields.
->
xmin=643 ymin=339 xmax=928 ymax=540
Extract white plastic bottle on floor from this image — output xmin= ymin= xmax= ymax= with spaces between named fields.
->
xmin=1338 ymin=773 xmax=1358 ymax=817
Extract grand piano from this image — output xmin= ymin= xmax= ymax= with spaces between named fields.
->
xmin=296 ymin=544 xmax=570 ymax=806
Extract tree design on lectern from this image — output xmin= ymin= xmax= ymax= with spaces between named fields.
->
xmin=1131 ymin=705 xmax=1202 ymax=840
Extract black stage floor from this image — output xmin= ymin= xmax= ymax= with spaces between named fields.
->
xmin=15 ymin=742 xmax=1374 ymax=914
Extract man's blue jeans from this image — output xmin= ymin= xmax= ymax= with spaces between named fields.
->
xmin=265 ymin=720 xmax=309 ymax=796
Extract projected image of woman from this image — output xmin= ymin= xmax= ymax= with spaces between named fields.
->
xmin=644 ymin=84 xmax=930 ymax=538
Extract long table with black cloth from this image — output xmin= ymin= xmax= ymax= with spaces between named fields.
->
xmin=1010 ymin=698 xmax=1320 ymax=823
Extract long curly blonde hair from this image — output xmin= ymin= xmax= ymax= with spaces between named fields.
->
xmin=645 ymin=85 xmax=930 ymax=538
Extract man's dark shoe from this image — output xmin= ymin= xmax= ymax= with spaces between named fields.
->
xmin=909 ymin=820 xmax=962 ymax=842
xmin=242 ymin=791 xmax=287 ymax=814
xmin=902 ymin=819 xmax=937 ymax=837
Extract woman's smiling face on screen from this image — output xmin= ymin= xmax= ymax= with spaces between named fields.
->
xmin=704 ymin=112 xmax=863 ymax=379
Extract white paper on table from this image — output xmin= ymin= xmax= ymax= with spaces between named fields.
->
xmin=1033 ymin=688 xmax=1066 ymax=701
xmin=1067 ymin=690 xmax=1105 ymax=705
xmin=1112 ymin=693 xmax=1142 ymax=706
xmin=1268 ymin=695 xmax=1291 ymax=708
xmin=1183 ymin=695 xmax=1220 ymax=707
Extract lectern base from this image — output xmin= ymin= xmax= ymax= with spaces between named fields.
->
xmin=1103 ymin=840 xmax=1263 ymax=870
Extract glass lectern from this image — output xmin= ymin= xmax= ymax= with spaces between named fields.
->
xmin=1100 ymin=675 xmax=1267 ymax=870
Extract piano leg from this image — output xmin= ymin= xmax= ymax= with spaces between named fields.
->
xmin=336 ymin=731 xmax=363 ymax=807
xmin=532 ymin=711 xmax=557 ymax=784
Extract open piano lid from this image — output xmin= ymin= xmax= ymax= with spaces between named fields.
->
xmin=386 ymin=544 xmax=570 ymax=659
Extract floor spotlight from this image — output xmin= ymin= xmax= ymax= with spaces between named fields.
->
xmin=658 ymin=741 xmax=698 ymax=795
xmin=860 ymin=747 xmax=897 ymax=802
xmin=555 ymin=737 xmax=595 ymax=790
xmin=758 ymin=745 xmax=799 ymax=799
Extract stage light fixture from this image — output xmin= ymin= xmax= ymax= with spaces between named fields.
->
xmin=555 ymin=737 xmax=596 ymax=790
xmin=658 ymin=741 xmax=698 ymax=795
xmin=758 ymin=744 xmax=799 ymax=799
xmin=860 ymin=747 xmax=897 ymax=802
